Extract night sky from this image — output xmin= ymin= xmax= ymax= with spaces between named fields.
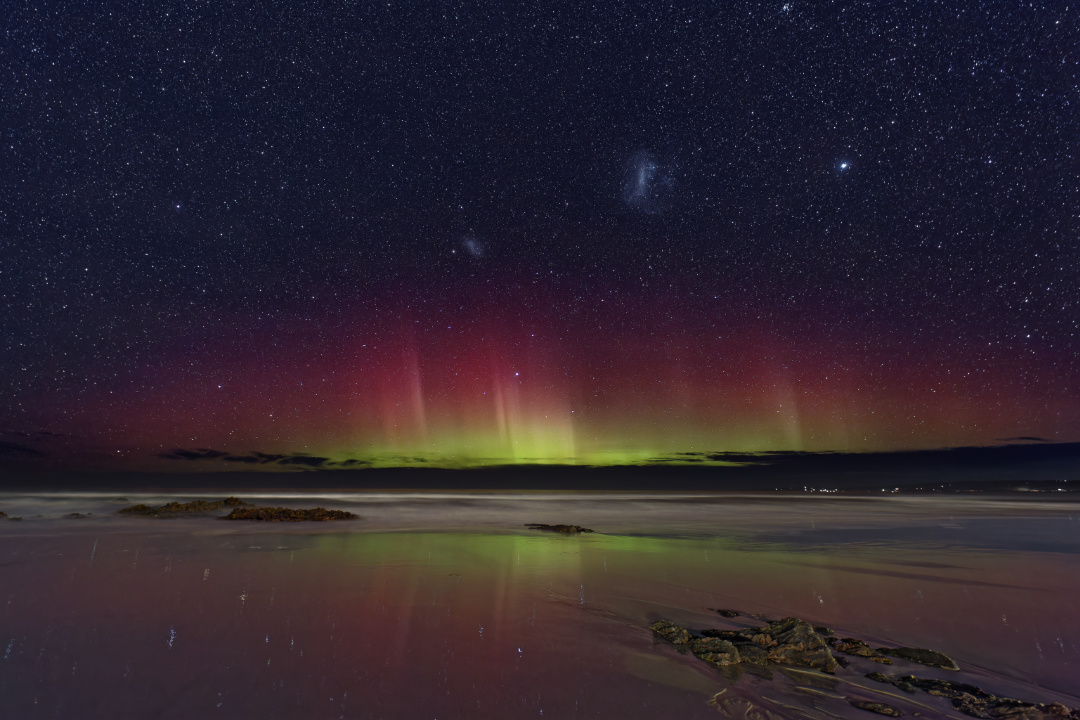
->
xmin=3 ymin=1 xmax=1078 ymax=471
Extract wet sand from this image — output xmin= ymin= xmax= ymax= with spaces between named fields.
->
xmin=0 ymin=492 xmax=1078 ymax=718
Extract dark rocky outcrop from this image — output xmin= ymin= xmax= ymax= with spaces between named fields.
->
xmin=524 ymin=523 xmax=594 ymax=534
xmin=830 ymin=637 xmax=893 ymax=664
xmin=850 ymin=701 xmax=903 ymax=716
xmin=756 ymin=617 xmax=839 ymax=673
xmin=867 ymin=673 xmax=1080 ymax=720
xmin=223 ymin=506 xmax=358 ymax=522
xmin=653 ymin=617 xmax=838 ymax=673
xmin=649 ymin=620 xmax=691 ymax=645
xmin=119 ymin=497 xmax=249 ymax=517
xmin=712 ymin=608 xmax=740 ymax=618
xmin=652 ymin=616 xmax=1078 ymax=719
xmin=690 ymin=637 xmax=741 ymax=667
xmin=880 ymin=646 xmax=959 ymax=670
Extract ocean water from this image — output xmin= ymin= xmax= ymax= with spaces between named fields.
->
xmin=0 ymin=491 xmax=1077 ymax=718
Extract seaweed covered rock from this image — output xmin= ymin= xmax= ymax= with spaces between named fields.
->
xmin=850 ymin=701 xmax=903 ymax=717
xmin=119 ymin=497 xmax=249 ymax=517
xmin=524 ymin=523 xmax=594 ymax=534
xmin=690 ymin=637 xmax=741 ymax=667
xmin=650 ymin=620 xmax=692 ymax=645
xmin=881 ymin=646 xmax=959 ymax=670
xmin=830 ymin=637 xmax=893 ymax=664
xmin=223 ymin=506 xmax=358 ymax=522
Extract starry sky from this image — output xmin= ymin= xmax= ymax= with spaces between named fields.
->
xmin=2 ymin=1 xmax=1078 ymax=471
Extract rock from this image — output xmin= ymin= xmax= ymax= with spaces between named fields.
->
xmin=850 ymin=701 xmax=903 ymax=716
xmin=690 ymin=637 xmax=741 ymax=667
xmin=873 ymin=675 xmax=1080 ymax=720
xmin=223 ymin=507 xmax=358 ymax=522
xmin=0 ymin=511 xmax=6 ymax=518
xmin=700 ymin=618 xmax=838 ymax=673
xmin=64 ymin=512 xmax=91 ymax=519
xmin=814 ymin=626 xmax=835 ymax=636
xmin=650 ymin=620 xmax=691 ymax=645
xmin=830 ymin=637 xmax=893 ymax=664
xmin=524 ymin=523 xmax=594 ymax=534
xmin=881 ymin=647 xmax=959 ymax=670
xmin=701 ymin=628 xmax=744 ymax=641
xmin=119 ymin=497 xmax=251 ymax=517
xmin=866 ymin=672 xmax=892 ymax=683
xmin=759 ymin=617 xmax=839 ymax=674
xmin=713 ymin=608 xmax=740 ymax=618
xmin=899 ymin=676 xmax=991 ymax=700
xmin=737 ymin=645 xmax=770 ymax=666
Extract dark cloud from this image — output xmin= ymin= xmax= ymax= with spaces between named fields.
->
xmin=158 ymin=448 xmax=229 ymax=461
xmin=161 ymin=448 xmax=329 ymax=468
xmin=0 ymin=441 xmax=44 ymax=457
xmin=222 ymin=452 xmax=287 ymax=464
xmin=656 ymin=443 xmax=1080 ymax=471
xmin=277 ymin=455 xmax=331 ymax=468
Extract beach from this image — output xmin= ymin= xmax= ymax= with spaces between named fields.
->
xmin=1 ymin=492 xmax=1078 ymax=718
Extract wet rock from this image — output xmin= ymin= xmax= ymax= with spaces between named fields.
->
xmin=759 ymin=617 xmax=839 ymax=674
xmin=119 ymin=497 xmax=250 ymax=517
xmin=737 ymin=645 xmax=770 ymax=666
xmin=701 ymin=628 xmax=744 ymax=641
xmin=524 ymin=523 xmax=594 ymax=534
xmin=223 ymin=507 xmax=358 ymax=522
xmin=700 ymin=618 xmax=838 ymax=673
xmin=881 ymin=646 xmax=959 ymax=670
xmin=691 ymin=637 xmax=741 ymax=667
xmin=713 ymin=608 xmax=740 ymax=618
xmin=850 ymin=700 xmax=903 ymax=717
xmin=814 ymin=626 xmax=835 ymax=636
xmin=650 ymin=620 xmax=692 ymax=645
xmin=830 ymin=637 xmax=893 ymax=664
xmin=64 ymin=512 xmax=91 ymax=519
xmin=900 ymin=676 xmax=991 ymax=700
xmin=873 ymin=675 xmax=1080 ymax=719
xmin=0 ymin=511 xmax=6 ymax=518
xmin=866 ymin=672 xmax=892 ymax=683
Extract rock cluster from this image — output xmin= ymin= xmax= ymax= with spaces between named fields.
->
xmin=829 ymin=637 xmax=893 ymax=664
xmin=651 ymin=617 xmax=839 ymax=673
xmin=867 ymin=673 xmax=1080 ymax=719
xmin=651 ymin=614 xmax=1078 ymax=720
xmin=119 ymin=497 xmax=249 ymax=516
xmin=524 ymin=523 xmax=594 ymax=534
xmin=223 ymin=506 xmax=358 ymax=522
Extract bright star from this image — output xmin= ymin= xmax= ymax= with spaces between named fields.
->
xmin=839 ymin=162 xmax=849 ymax=171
